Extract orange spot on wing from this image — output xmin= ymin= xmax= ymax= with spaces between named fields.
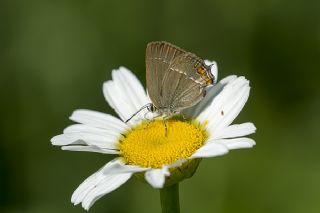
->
xmin=206 ymin=78 xmax=213 ymax=85
xmin=197 ymin=67 xmax=206 ymax=74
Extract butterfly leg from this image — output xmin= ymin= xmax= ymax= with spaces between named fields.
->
xmin=162 ymin=113 xmax=173 ymax=137
xmin=181 ymin=112 xmax=187 ymax=120
xmin=162 ymin=118 xmax=168 ymax=137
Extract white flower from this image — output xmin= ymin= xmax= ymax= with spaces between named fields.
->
xmin=51 ymin=63 xmax=256 ymax=210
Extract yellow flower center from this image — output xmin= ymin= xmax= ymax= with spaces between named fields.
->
xmin=119 ymin=119 xmax=208 ymax=168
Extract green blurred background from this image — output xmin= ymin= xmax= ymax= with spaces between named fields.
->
xmin=1 ymin=0 xmax=319 ymax=212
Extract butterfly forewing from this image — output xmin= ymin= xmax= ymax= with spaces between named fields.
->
xmin=146 ymin=41 xmax=186 ymax=108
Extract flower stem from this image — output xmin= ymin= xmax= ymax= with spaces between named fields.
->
xmin=160 ymin=183 xmax=180 ymax=213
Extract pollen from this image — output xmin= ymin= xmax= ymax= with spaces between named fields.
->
xmin=119 ymin=119 xmax=207 ymax=169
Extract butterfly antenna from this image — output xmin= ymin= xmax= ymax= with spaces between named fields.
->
xmin=125 ymin=103 xmax=153 ymax=123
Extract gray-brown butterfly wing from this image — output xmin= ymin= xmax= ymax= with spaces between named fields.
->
xmin=146 ymin=41 xmax=186 ymax=108
xmin=160 ymin=53 xmax=213 ymax=112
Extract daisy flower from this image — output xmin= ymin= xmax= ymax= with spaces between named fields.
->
xmin=51 ymin=61 xmax=256 ymax=210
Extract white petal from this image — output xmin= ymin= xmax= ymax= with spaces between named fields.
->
xmin=167 ymin=159 xmax=187 ymax=169
xmin=214 ymin=88 xmax=250 ymax=130
xmin=71 ymin=158 xmax=143 ymax=210
xmin=71 ymin=159 xmax=126 ymax=205
xmin=51 ymin=132 xmax=118 ymax=149
xmin=198 ymin=76 xmax=250 ymax=132
xmin=212 ymin=122 xmax=256 ymax=140
xmin=103 ymin=67 xmax=150 ymax=124
xmin=61 ymin=145 xmax=119 ymax=154
xmin=204 ymin=59 xmax=218 ymax=82
xmin=69 ymin=109 xmax=127 ymax=132
xmin=197 ymin=76 xmax=246 ymax=121
xmin=219 ymin=75 xmax=238 ymax=85
xmin=63 ymin=124 xmax=121 ymax=140
xmin=112 ymin=68 xmax=148 ymax=110
xmin=215 ymin=137 xmax=256 ymax=150
xmin=145 ymin=167 xmax=170 ymax=189
xmin=102 ymin=159 xmax=149 ymax=175
xmin=64 ymin=124 xmax=112 ymax=134
xmin=103 ymin=81 xmax=128 ymax=121
xmin=81 ymin=174 xmax=131 ymax=210
xmin=191 ymin=142 xmax=229 ymax=158
xmin=184 ymin=75 xmax=237 ymax=118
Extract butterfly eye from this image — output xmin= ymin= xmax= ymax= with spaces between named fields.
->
xmin=147 ymin=104 xmax=156 ymax=112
